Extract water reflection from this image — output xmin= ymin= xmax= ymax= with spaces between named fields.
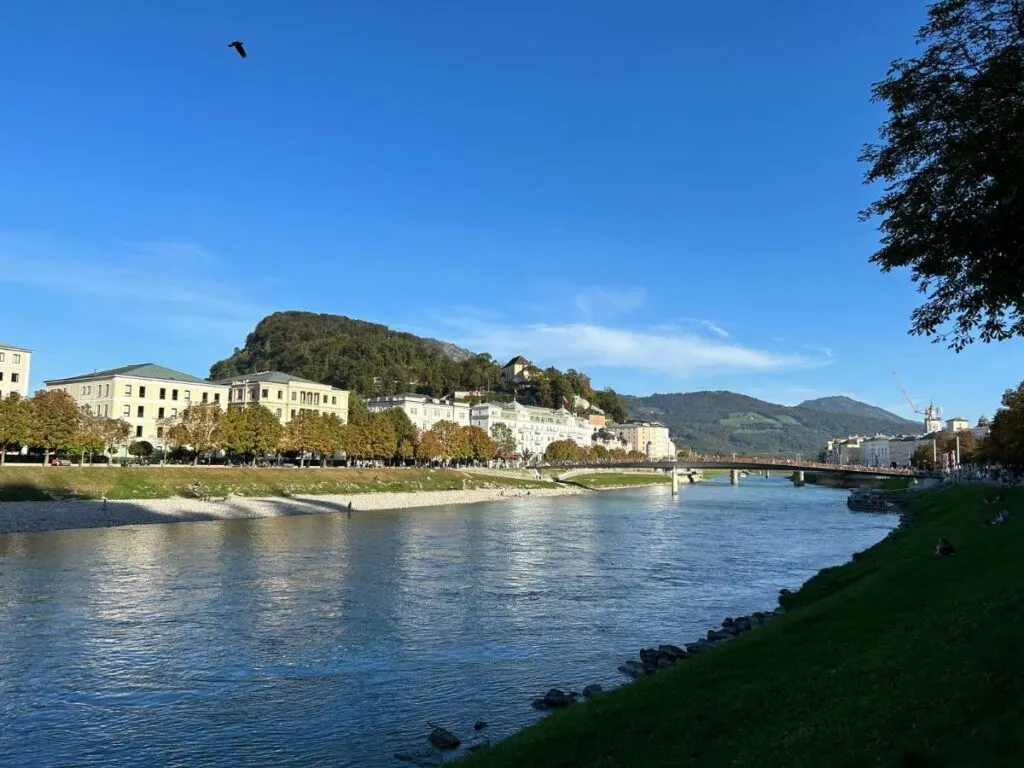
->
xmin=0 ymin=478 xmax=897 ymax=767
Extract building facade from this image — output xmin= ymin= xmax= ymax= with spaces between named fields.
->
xmin=500 ymin=356 xmax=532 ymax=385
xmin=215 ymin=371 xmax=349 ymax=425
xmin=609 ymin=421 xmax=676 ymax=459
xmin=860 ymin=437 xmax=892 ymax=467
xmin=366 ymin=393 xmax=470 ymax=432
xmin=45 ymin=363 xmax=229 ymax=446
xmin=0 ymin=343 xmax=32 ymax=399
xmin=947 ymin=417 xmax=970 ymax=433
xmin=888 ymin=436 xmax=924 ymax=467
xmin=470 ymin=401 xmax=594 ymax=457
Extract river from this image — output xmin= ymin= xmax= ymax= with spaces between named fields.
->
xmin=0 ymin=476 xmax=898 ymax=767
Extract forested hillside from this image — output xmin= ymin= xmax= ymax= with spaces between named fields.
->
xmin=209 ymin=312 xmax=629 ymax=419
xmin=624 ymin=391 xmax=922 ymax=456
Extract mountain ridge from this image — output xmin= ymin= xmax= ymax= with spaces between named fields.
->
xmin=623 ymin=390 xmax=922 ymax=457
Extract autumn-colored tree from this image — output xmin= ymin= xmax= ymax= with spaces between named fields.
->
xmin=215 ymin=405 xmax=283 ymax=464
xmin=30 ymin=390 xmax=80 ymax=465
xmin=490 ymin=423 xmax=517 ymax=457
xmin=67 ymin=406 xmax=106 ymax=465
xmin=461 ymin=425 xmax=496 ymax=462
xmin=100 ymin=418 xmax=132 ymax=462
xmin=377 ymin=408 xmax=416 ymax=457
xmin=590 ymin=444 xmax=610 ymax=462
xmin=417 ymin=429 xmax=443 ymax=462
xmin=0 ymin=393 xmax=33 ymax=465
xmin=421 ymin=419 xmax=467 ymax=462
xmin=609 ymin=447 xmax=628 ymax=461
xmin=627 ymin=450 xmax=647 ymax=461
xmin=544 ymin=439 xmax=582 ymax=463
xmin=168 ymin=403 xmax=223 ymax=464
xmin=366 ymin=412 xmax=398 ymax=460
xmin=320 ymin=413 xmax=347 ymax=465
xmin=284 ymin=410 xmax=325 ymax=467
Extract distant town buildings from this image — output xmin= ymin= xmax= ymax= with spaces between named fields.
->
xmin=470 ymin=400 xmax=594 ymax=457
xmin=609 ymin=421 xmax=676 ymax=460
xmin=947 ymin=416 xmax=970 ymax=433
xmin=366 ymin=393 xmax=470 ymax=432
xmin=0 ymin=343 xmax=31 ymax=399
xmin=215 ymin=371 xmax=349 ymax=425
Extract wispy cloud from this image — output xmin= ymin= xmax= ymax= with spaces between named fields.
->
xmin=573 ymin=286 xmax=646 ymax=318
xmin=0 ymin=234 xmax=264 ymax=340
xmin=656 ymin=317 xmax=731 ymax=339
xmin=443 ymin=319 xmax=826 ymax=378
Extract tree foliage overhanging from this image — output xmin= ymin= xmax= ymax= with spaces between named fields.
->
xmin=860 ymin=0 xmax=1024 ymax=350
xmin=208 ymin=311 xmax=629 ymax=419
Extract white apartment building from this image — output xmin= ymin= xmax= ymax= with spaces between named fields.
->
xmin=860 ymin=437 xmax=892 ymax=467
xmin=825 ymin=437 xmax=864 ymax=465
xmin=366 ymin=393 xmax=470 ymax=432
xmin=0 ymin=343 xmax=32 ymax=398
xmin=215 ymin=371 xmax=349 ymax=425
xmin=470 ymin=401 xmax=595 ymax=457
xmin=609 ymin=421 xmax=676 ymax=459
xmin=45 ymin=363 xmax=229 ymax=446
xmin=888 ymin=436 xmax=925 ymax=467
xmin=947 ymin=417 xmax=970 ymax=433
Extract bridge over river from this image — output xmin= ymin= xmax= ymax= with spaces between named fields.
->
xmin=545 ymin=458 xmax=918 ymax=494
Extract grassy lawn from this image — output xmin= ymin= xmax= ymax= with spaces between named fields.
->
xmin=571 ymin=472 xmax=672 ymax=489
xmin=883 ymin=476 xmax=913 ymax=491
xmin=460 ymin=485 xmax=1024 ymax=767
xmin=0 ymin=466 xmax=559 ymax=501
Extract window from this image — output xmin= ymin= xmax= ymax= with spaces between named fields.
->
xmin=11 ymin=373 xmax=19 ymax=383
xmin=261 ymin=388 xmax=269 ymax=398
xmin=277 ymin=390 xmax=283 ymax=399
xmin=0 ymin=373 xmax=3 ymax=382
xmin=0 ymin=352 xmax=4 ymax=361
xmin=214 ymin=393 xmax=220 ymax=403
xmin=276 ymin=408 xmax=282 ymax=418
xmin=171 ymin=408 xmax=177 ymax=417
xmin=172 ymin=389 xmax=178 ymax=401
xmin=332 ymin=396 xmax=337 ymax=405
xmin=137 ymin=406 xmax=144 ymax=418
xmin=159 ymin=388 xmax=166 ymax=400
xmin=125 ymin=384 xmax=132 ymax=396
xmin=12 ymin=354 xmax=20 ymax=364
xmin=291 ymin=409 xmax=296 ymax=417
xmin=202 ymin=392 xmax=208 ymax=403
xmin=139 ymin=386 xmax=146 ymax=398
xmin=157 ymin=426 xmax=164 ymax=439
xmin=135 ymin=426 xmax=143 ymax=438
xmin=123 ymin=405 xmax=130 ymax=417
xmin=184 ymin=390 xmax=191 ymax=402
xmin=291 ymin=392 xmax=296 ymax=401
xmin=158 ymin=407 xmax=165 ymax=419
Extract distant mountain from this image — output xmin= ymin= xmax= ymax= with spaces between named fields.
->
xmin=623 ymin=391 xmax=922 ymax=457
xmin=797 ymin=396 xmax=911 ymax=425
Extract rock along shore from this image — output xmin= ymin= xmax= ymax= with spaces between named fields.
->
xmin=0 ymin=486 xmax=586 ymax=535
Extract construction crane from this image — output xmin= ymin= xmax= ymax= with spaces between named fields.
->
xmin=893 ymin=373 xmax=922 ymax=414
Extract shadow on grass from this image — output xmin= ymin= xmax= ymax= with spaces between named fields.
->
xmin=0 ymin=484 xmax=53 ymax=502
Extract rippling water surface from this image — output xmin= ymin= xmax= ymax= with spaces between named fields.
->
xmin=0 ymin=477 xmax=898 ymax=767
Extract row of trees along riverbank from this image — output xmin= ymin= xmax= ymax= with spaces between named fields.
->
xmin=0 ymin=390 xmax=649 ymax=468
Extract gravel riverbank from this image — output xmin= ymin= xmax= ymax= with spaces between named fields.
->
xmin=0 ymin=486 xmax=587 ymax=535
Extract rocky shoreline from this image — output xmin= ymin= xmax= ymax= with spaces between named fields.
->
xmin=0 ymin=485 xmax=585 ymax=535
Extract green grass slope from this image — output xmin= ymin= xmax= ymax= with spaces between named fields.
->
xmin=461 ymin=485 xmax=1024 ymax=767
xmin=0 ymin=467 xmax=557 ymax=502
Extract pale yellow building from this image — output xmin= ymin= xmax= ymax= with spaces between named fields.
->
xmin=610 ymin=421 xmax=676 ymax=459
xmin=214 ymin=371 xmax=349 ymax=425
xmin=0 ymin=342 xmax=32 ymax=398
xmin=45 ymin=363 xmax=229 ymax=446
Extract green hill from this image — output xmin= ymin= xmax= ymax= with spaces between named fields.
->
xmin=209 ymin=311 xmax=628 ymax=419
xmin=624 ymin=391 xmax=922 ymax=456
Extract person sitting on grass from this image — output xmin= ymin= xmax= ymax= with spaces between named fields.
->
xmin=935 ymin=538 xmax=956 ymax=557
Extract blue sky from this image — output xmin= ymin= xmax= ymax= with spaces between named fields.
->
xmin=1 ymin=0 xmax=1020 ymax=425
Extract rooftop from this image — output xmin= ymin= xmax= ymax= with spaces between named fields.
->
xmin=45 ymin=363 xmax=210 ymax=386
xmin=0 ymin=342 xmax=32 ymax=352
xmin=502 ymin=355 xmax=530 ymax=368
xmin=212 ymin=370 xmax=343 ymax=389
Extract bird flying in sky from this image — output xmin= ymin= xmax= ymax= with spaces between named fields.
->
xmin=228 ymin=41 xmax=247 ymax=59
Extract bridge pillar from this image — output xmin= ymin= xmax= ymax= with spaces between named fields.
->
xmin=671 ymin=468 xmax=679 ymax=496
xmin=730 ymin=469 xmax=740 ymax=485
xmin=793 ymin=470 xmax=805 ymax=487
xmin=764 ymin=469 xmax=770 ymax=478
